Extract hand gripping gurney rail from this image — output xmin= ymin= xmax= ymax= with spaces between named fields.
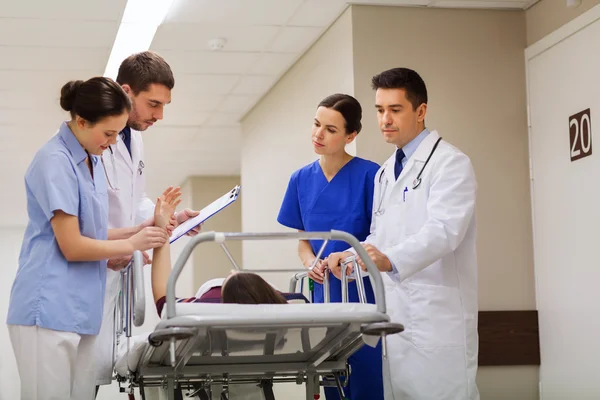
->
xmin=114 ymin=230 xmax=404 ymax=400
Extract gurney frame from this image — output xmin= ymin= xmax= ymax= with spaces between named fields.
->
xmin=115 ymin=230 xmax=403 ymax=400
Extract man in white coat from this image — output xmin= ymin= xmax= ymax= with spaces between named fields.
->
xmin=326 ymin=67 xmax=479 ymax=400
xmin=95 ymin=51 xmax=201 ymax=394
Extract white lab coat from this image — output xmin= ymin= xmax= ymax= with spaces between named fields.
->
xmin=366 ymin=131 xmax=479 ymax=400
xmin=95 ymin=130 xmax=155 ymax=385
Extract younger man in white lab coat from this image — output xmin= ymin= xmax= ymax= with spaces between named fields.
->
xmin=326 ymin=67 xmax=479 ymax=400
xmin=95 ymin=51 xmax=201 ymax=395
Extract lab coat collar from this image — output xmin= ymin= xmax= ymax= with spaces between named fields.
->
xmin=383 ymin=130 xmax=441 ymax=185
xmin=412 ymin=130 xmax=441 ymax=162
xmin=115 ymin=127 xmax=134 ymax=173
xmin=58 ymin=121 xmax=87 ymax=165
xmin=383 ymin=152 xmax=399 ymax=187
xmin=130 ymin=128 xmax=142 ymax=167
xmin=400 ymin=128 xmax=430 ymax=162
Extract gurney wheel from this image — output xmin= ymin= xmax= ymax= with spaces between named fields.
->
xmin=361 ymin=322 xmax=404 ymax=336
xmin=148 ymin=327 xmax=197 ymax=346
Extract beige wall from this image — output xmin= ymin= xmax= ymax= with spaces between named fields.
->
xmin=240 ymin=4 xmax=543 ymax=399
xmin=240 ymin=10 xmax=354 ymax=398
xmin=241 ymin=8 xmax=354 ymax=286
xmin=0 ymin=227 xmax=26 ymax=400
xmin=351 ymin=6 xmax=537 ymax=398
xmin=352 ymin=6 xmax=535 ymax=311
xmin=188 ymin=176 xmax=242 ymax=291
xmin=526 ymin=0 xmax=600 ymax=45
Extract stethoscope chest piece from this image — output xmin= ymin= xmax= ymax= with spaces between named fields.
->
xmin=374 ymin=136 xmax=442 ymax=216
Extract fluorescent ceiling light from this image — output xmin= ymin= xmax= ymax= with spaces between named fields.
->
xmin=104 ymin=0 xmax=175 ymax=80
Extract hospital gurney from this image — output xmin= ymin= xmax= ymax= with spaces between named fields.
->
xmin=114 ymin=231 xmax=404 ymax=400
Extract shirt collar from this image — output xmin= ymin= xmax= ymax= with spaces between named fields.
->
xmin=399 ymin=128 xmax=430 ymax=161
xmin=120 ymin=126 xmax=131 ymax=139
xmin=58 ymin=121 xmax=87 ymax=165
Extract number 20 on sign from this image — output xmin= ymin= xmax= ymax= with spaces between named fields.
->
xmin=569 ymin=108 xmax=592 ymax=162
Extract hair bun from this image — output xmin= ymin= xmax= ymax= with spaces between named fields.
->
xmin=59 ymin=80 xmax=84 ymax=112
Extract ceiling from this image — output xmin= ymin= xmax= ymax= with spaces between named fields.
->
xmin=0 ymin=0 xmax=536 ymax=226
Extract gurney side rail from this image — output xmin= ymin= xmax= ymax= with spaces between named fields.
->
xmin=166 ymin=231 xmax=387 ymax=319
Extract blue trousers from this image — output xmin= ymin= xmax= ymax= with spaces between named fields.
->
xmin=324 ymin=340 xmax=383 ymax=400
xmin=314 ymin=279 xmax=384 ymax=400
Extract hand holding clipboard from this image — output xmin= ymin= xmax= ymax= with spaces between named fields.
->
xmin=169 ymin=185 xmax=241 ymax=244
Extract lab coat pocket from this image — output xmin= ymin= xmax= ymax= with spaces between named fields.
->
xmin=385 ymin=283 xmax=409 ymax=326
xmin=408 ymin=283 xmax=464 ymax=349
xmin=402 ymin=193 xmax=426 ymax=235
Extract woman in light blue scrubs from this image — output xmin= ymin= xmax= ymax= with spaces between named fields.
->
xmin=277 ymin=94 xmax=384 ymax=400
xmin=6 ymin=77 xmax=169 ymax=400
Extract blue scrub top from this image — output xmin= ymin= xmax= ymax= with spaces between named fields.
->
xmin=278 ymin=157 xmax=379 ymax=303
xmin=7 ymin=122 xmax=109 ymax=335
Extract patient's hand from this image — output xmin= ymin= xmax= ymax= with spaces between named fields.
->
xmin=140 ymin=214 xmax=176 ymax=236
xmin=154 ymin=186 xmax=182 ymax=230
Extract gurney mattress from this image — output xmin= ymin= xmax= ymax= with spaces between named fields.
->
xmin=116 ymin=302 xmax=387 ymax=377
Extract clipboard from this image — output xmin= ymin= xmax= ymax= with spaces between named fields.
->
xmin=169 ymin=185 xmax=241 ymax=244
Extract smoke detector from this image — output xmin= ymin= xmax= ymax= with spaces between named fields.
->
xmin=208 ymin=38 xmax=227 ymax=51
xmin=566 ymin=0 xmax=581 ymax=7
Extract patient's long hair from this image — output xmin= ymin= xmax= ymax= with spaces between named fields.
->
xmin=222 ymin=273 xmax=288 ymax=305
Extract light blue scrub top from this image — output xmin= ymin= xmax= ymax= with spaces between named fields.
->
xmin=7 ymin=122 xmax=109 ymax=335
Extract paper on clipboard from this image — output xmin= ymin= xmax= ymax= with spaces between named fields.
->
xmin=169 ymin=185 xmax=241 ymax=243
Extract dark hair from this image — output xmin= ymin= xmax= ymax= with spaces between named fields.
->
xmin=371 ymin=68 xmax=428 ymax=111
xmin=222 ymin=273 xmax=288 ymax=305
xmin=60 ymin=77 xmax=131 ymax=124
xmin=116 ymin=51 xmax=175 ymax=94
xmin=318 ymin=93 xmax=362 ymax=134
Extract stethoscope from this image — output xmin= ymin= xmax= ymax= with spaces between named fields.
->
xmin=101 ymin=146 xmax=120 ymax=191
xmin=374 ymin=137 xmax=442 ymax=216
xmin=101 ymin=140 xmax=145 ymax=191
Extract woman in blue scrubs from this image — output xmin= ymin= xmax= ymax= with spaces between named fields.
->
xmin=6 ymin=77 xmax=169 ymax=400
xmin=277 ymin=93 xmax=383 ymax=400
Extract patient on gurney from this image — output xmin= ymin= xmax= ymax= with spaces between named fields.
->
xmin=150 ymin=189 xmax=307 ymax=317
xmin=115 ymin=189 xmax=306 ymax=399
xmin=154 ymin=270 xmax=309 ymax=316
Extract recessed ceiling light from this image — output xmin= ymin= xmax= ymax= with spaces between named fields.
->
xmin=104 ymin=0 xmax=175 ymax=79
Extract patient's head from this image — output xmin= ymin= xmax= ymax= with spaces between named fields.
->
xmin=221 ymin=272 xmax=287 ymax=305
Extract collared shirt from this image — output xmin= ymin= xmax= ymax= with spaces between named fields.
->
xmin=7 ymin=122 xmax=109 ymax=335
xmin=396 ymin=128 xmax=430 ymax=167
xmin=120 ymin=126 xmax=132 ymax=159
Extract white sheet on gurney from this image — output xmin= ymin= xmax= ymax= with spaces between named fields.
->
xmin=115 ymin=334 xmax=148 ymax=376
xmin=116 ymin=302 xmax=384 ymax=375
xmin=163 ymin=303 xmax=383 ymax=347
xmin=161 ymin=302 xmax=384 ymax=324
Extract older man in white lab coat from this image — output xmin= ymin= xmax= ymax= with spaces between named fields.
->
xmin=326 ymin=68 xmax=479 ymax=400
xmin=96 ymin=51 xmax=201 ymax=394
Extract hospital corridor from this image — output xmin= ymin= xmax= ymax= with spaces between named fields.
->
xmin=0 ymin=0 xmax=599 ymax=399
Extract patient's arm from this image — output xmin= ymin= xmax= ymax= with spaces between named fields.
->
xmin=151 ymin=187 xmax=182 ymax=304
xmin=151 ymin=237 xmax=171 ymax=303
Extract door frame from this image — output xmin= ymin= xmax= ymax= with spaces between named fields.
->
xmin=524 ymin=5 xmax=600 ymax=398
